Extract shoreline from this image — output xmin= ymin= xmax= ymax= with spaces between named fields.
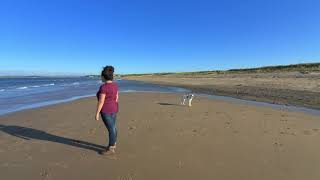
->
xmin=2 ymin=90 xmax=320 ymax=117
xmin=0 ymin=94 xmax=95 ymax=117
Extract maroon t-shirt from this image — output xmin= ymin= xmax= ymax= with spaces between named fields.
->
xmin=97 ymin=82 xmax=119 ymax=114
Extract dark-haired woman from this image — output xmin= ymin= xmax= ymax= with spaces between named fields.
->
xmin=95 ymin=66 xmax=119 ymax=154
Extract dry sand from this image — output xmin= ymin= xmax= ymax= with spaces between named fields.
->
xmin=0 ymin=92 xmax=320 ymax=180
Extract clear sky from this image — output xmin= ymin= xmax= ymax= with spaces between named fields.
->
xmin=0 ymin=0 xmax=319 ymax=75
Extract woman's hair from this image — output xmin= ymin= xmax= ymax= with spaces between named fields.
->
xmin=101 ymin=66 xmax=114 ymax=81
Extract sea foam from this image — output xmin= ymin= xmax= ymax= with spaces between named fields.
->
xmin=16 ymin=86 xmax=28 ymax=90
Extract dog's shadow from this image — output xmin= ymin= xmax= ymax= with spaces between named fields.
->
xmin=158 ymin=103 xmax=181 ymax=106
xmin=0 ymin=124 xmax=106 ymax=153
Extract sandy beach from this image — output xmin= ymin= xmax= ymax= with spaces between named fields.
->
xmin=123 ymin=71 xmax=320 ymax=110
xmin=1 ymin=92 xmax=320 ymax=180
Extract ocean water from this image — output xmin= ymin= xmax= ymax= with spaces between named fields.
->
xmin=0 ymin=77 xmax=189 ymax=115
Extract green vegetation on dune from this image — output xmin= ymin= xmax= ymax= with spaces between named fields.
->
xmin=122 ymin=63 xmax=320 ymax=76
xmin=228 ymin=63 xmax=320 ymax=73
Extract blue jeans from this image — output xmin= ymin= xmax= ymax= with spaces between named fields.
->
xmin=100 ymin=112 xmax=117 ymax=146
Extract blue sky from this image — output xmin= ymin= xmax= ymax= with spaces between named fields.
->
xmin=0 ymin=0 xmax=319 ymax=75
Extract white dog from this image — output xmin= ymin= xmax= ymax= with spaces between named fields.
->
xmin=181 ymin=93 xmax=195 ymax=106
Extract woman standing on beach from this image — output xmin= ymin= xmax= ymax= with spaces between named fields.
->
xmin=95 ymin=66 xmax=119 ymax=154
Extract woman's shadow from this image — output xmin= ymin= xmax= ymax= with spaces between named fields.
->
xmin=0 ymin=124 xmax=106 ymax=153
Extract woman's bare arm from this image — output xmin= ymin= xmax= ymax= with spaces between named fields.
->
xmin=95 ymin=93 xmax=106 ymax=120
xmin=116 ymin=92 xmax=119 ymax=102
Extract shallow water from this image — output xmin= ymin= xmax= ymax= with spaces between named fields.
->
xmin=0 ymin=78 xmax=319 ymax=116
xmin=0 ymin=78 xmax=189 ymax=116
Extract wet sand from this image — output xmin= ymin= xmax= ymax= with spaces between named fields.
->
xmin=1 ymin=92 xmax=320 ymax=180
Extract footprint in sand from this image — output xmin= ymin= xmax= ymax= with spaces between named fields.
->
xmin=177 ymin=161 xmax=184 ymax=168
xmin=40 ymin=169 xmax=51 ymax=180
xmin=175 ymin=128 xmax=184 ymax=136
xmin=147 ymin=126 xmax=153 ymax=131
xmin=88 ymin=128 xmax=97 ymax=135
xmin=191 ymin=128 xmax=208 ymax=136
xmin=80 ymin=152 xmax=87 ymax=160
xmin=128 ymin=126 xmax=137 ymax=133
xmin=224 ymin=113 xmax=233 ymax=121
xmin=117 ymin=172 xmax=135 ymax=180
xmin=280 ymin=131 xmax=296 ymax=136
xmin=273 ymin=142 xmax=284 ymax=152
xmin=219 ymin=112 xmax=233 ymax=128
xmin=192 ymin=129 xmax=198 ymax=135
xmin=303 ymin=130 xmax=312 ymax=135
xmin=26 ymin=154 xmax=33 ymax=160
xmin=54 ymin=162 xmax=68 ymax=169
xmin=273 ymin=142 xmax=283 ymax=147
xmin=224 ymin=121 xmax=231 ymax=128
xmin=117 ymin=176 xmax=133 ymax=180
xmin=233 ymin=130 xmax=239 ymax=134
xmin=170 ymin=114 xmax=174 ymax=118
xmin=280 ymin=119 xmax=288 ymax=123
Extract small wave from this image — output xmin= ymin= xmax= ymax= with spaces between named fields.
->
xmin=17 ymin=86 xmax=28 ymax=90
xmin=59 ymin=82 xmax=81 ymax=87
xmin=121 ymin=90 xmax=137 ymax=92
xmin=30 ymin=84 xmax=54 ymax=88
xmin=0 ymin=89 xmax=5 ymax=92
xmin=43 ymin=83 xmax=55 ymax=86
xmin=31 ymin=85 xmax=40 ymax=88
